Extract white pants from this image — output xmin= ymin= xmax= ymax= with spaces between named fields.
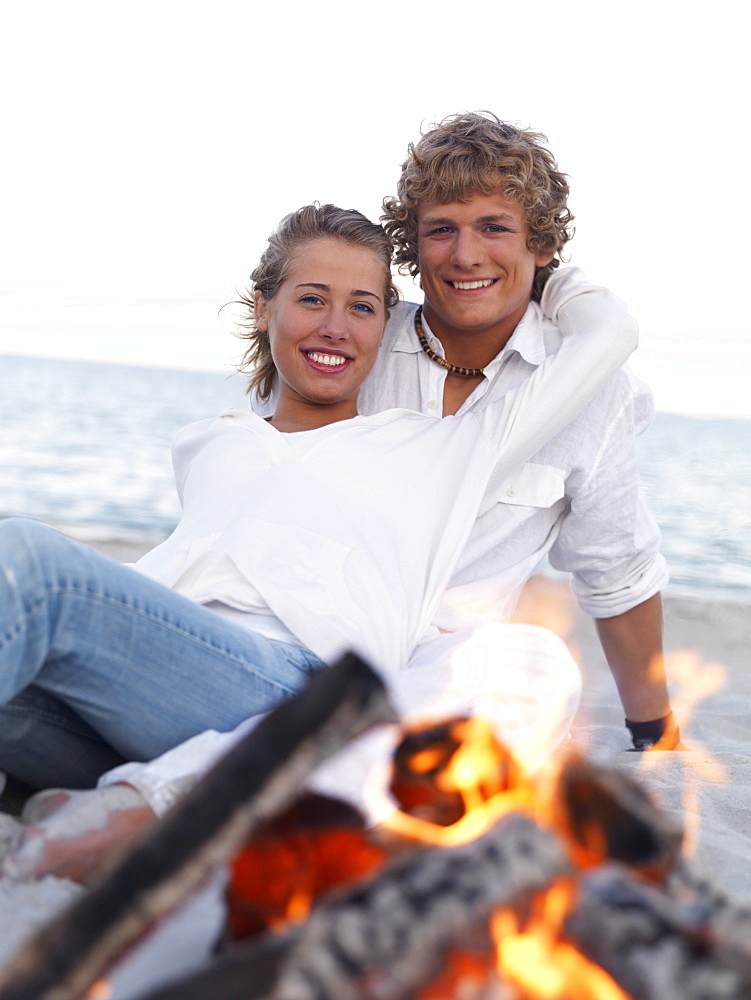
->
xmin=312 ymin=623 xmax=581 ymax=823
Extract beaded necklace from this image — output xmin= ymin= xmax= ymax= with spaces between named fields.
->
xmin=413 ymin=307 xmax=484 ymax=378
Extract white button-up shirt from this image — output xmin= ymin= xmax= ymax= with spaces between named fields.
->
xmin=358 ymin=298 xmax=667 ymax=624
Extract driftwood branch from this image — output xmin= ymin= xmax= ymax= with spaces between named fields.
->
xmin=0 ymin=652 xmax=394 ymax=1000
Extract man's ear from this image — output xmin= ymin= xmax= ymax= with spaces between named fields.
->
xmin=534 ymin=250 xmax=556 ymax=268
xmin=254 ymin=290 xmax=269 ymax=330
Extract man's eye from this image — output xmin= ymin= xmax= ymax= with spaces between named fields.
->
xmin=485 ymin=225 xmax=510 ymax=233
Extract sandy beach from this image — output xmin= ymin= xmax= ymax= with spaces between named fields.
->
xmin=1 ymin=535 xmax=750 ymax=997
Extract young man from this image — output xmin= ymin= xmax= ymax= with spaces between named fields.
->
xmin=364 ymin=111 xmax=674 ymax=748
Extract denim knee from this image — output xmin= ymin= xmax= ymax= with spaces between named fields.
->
xmin=0 ymin=517 xmax=71 ymax=572
xmin=0 ymin=518 xmax=91 ymax=597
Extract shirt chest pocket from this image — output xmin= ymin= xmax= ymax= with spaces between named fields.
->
xmin=480 ymin=462 xmax=566 ymax=515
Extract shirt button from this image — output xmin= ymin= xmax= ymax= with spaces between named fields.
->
xmin=506 ymin=487 xmax=515 ymax=497
xmin=428 ymin=400 xmax=437 ymax=409
xmin=429 ymin=340 xmax=438 ymax=349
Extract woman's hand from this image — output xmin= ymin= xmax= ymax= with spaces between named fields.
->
xmin=1 ymin=783 xmax=157 ymax=886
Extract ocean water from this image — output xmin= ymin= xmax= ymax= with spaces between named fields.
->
xmin=636 ymin=414 xmax=751 ymax=603
xmin=0 ymin=354 xmax=247 ymax=541
xmin=2 ymin=354 xmax=750 ymax=605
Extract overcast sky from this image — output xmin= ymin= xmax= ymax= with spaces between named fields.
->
xmin=1 ymin=0 xmax=747 ymax=416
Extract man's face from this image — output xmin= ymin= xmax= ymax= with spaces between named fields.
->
xmin=417 ymin=189 xmax=553 ymax=349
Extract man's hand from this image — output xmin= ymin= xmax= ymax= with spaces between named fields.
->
xmin=625 ymin=711 xmax=683 ymax=751
xmin=1 ymin=783 xmax=157 ymax=885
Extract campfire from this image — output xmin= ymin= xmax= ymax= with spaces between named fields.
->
xmin=0 ymin=654 xmax=749 ymax=1000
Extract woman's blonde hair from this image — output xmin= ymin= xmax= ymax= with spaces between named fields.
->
xmin=235 ymin=204 xmax=400 ymax=400
xmin=382 ymin=112 xmax=574 ymax=302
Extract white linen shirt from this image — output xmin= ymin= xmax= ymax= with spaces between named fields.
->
xmin=253 ymin=269 xmax=668 ymax=624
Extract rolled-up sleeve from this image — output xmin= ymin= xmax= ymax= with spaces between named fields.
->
xmin=548 ymin=373 xmax=669 ymax=618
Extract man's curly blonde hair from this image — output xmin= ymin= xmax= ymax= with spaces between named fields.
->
xmin=382 ymin=112 xmax=574 ymax=302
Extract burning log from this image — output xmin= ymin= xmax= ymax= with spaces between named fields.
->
xmin=0 ymin=652 xmax=394 ymax=1000
xmin=138 ymin=741 xmax=751 ymax=1000
xmin=5 ymin=680 xmax=750 ymax=1000
xmin=271 ymin=809 xmax=568 ymax=1000
xmin=224 ymin=791 xmax=389 ymax=941
xmin=388 ymin=716 xmax=524 ymax=827
xmin=138 ymin=809 xmax=571 ymax=1000
xmin=564 ymin=864 xmax=751 ymax=1000
xmin=671 ymin=865 xmax=751 ymax=975
xmin=551 ymin=754 xmax=684 ymax=880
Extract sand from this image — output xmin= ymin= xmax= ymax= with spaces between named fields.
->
xmin=1 ymin=536 xmax=749 ymax=997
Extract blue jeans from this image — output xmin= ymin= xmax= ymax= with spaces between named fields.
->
xmin=0 ymin=518 xmax=326 ymax=788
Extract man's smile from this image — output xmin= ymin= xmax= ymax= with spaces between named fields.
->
xmin=449 ymin=279 xmax=498 ymax=290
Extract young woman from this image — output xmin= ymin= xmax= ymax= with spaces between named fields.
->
xmin=0 ymin=204 xmax=637 ymax=875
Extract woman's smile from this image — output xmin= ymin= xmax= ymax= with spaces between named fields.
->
xmin=254 ymin=237 xmax=387 ymax=429
xmin=303 ymin=349 xmax=353 ymax=370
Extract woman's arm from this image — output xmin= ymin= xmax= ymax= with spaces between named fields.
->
xmin=2 ymin=785 xmax=157 ymax=885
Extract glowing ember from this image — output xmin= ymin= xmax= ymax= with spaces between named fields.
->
xmin=225 ymin=792 xmax=387 ymax=941
xmin=414 ymin=950 xmax=495 ymax=999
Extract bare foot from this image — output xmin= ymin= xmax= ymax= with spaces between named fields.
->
xmin=1 ymin=784 xmax=157 ymax=885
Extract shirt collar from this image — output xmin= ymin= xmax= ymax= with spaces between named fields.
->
xmin=389 ymin=299 xmax=548 ymax=369
xmin=390 ymin=301 xmax=423 ymax=355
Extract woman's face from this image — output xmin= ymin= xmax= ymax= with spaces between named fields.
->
xmin=256 ymin=237 xmax=387 ymax=415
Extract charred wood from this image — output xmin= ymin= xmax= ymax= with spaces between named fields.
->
xmin=139 ymin=809 xmax=570 ymax=1000
xmin=565 ymin=864 xmax=751 ymax=1000
xmin=552 ymin=754 xmax=684 ymax=879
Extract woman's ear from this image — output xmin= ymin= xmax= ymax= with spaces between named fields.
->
xmin=254 ymin=290 xmax=269 ymax=331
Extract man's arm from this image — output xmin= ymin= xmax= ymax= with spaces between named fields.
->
xmin=595 ymin=592 xmax=667 ymax=719
xmin=539 ymin=282 xmax=672 ymax=746
xmin=595 ymin=593 xmax=680 ymax=748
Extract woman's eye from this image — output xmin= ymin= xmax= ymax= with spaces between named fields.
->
xmin=300 ymin=295 xmax=323 ymax=305
xmin=353 ymin=302 xmax=374 ymax=314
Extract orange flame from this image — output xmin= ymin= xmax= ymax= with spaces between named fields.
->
xmin=637 ymin=648 xmax=728 ymax=858
xmin=493 ymin=881 xmax=633 ymax=1000
xmin=381 ymin=718 xmax=642 ymax=998
xmin=381 ymin=716 xmax=536 ymax=846
xmin=85 ymin=980 xmax=112 ymax=1000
